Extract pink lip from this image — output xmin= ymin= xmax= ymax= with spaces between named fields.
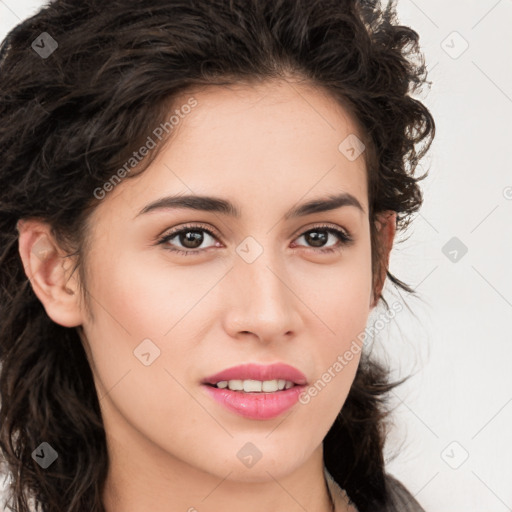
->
xmin=201 ymin=363 xmax=308 ymax=386
xmin=201 ymin=363 xmax=308 ymax=420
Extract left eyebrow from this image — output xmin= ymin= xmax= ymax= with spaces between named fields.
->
xmin=135 ymin=192 xmax=366 ymax=219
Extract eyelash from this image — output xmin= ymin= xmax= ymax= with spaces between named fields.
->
xmin=156 ymin=222 xmax=354 ymax=257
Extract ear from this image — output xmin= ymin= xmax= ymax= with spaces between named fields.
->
xmin=17 ymin=218 xmax=84 ymax=327
xmin=369 ymin=210 xmax=397 ymax=309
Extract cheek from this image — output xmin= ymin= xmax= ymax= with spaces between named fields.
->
xmin=296 ymin=250 xmax=371 ymax=414
xmin=85 ymin=248 xmax=222 ymax=342
xmin=302 ymin=245 xmax=373 ymax=344
xmin=79 ymin=249 xmax=230 ymax=404
xmin=78 ymin=253 xmax=220 ymax=466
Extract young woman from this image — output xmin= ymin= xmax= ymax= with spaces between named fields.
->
xmin=0 ymin=0 xmax=434 ymax=511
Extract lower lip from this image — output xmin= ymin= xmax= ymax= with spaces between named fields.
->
xmin=201 ymin=384 xmax=306 ymax=420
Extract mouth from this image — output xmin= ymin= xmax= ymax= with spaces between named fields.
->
xmin=201 ymin=362 xmax=308 ymax=389
xmin=204 ymin=378 xmax=298 ymax=393
xmin=200 ymin=362 xmax=308 ymax=420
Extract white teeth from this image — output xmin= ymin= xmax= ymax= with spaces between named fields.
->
xmin=244 ymin=379 xmax=262 ymax=392
xmin=228 ymin=379 xmax=244 ymax=391
xmin=261 ymin=380 xmax=277 ymax=392
xmin=214 ymin=379 xmax=295 ymax=392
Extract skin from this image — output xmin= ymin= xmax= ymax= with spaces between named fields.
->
xmin=17 ymin=79 xmax=396 ymax=512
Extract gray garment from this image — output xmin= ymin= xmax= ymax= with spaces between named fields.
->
xmin=325 ymin=466 xmax=426 ymax=511
xmin=385 ymin=473 xmax=426 ymax=512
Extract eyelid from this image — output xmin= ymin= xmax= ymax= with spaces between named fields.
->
xmin=157 ymin=222 xmax=220 ymax=242
xmin=291 ymin=222 xmax=351 ymax=240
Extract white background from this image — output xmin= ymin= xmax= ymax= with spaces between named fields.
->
xmin=1 ymin=1 xmax=511 ymax=511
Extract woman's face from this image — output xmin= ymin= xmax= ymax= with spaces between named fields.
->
xmin=57 ymin=80 xmax=391 ymax=484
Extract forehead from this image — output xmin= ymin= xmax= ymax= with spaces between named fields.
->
xmin=175 ymin=80 xmax=364 ymax=159
xmin=95 ymin=79 xmax=368 ymax=221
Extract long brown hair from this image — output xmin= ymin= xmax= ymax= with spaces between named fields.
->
xmin=0 ymin=0 xmax=434 ymax=510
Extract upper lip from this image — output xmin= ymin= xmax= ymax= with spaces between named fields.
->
xmin=201 ymin=363 xmax=308 ymax=386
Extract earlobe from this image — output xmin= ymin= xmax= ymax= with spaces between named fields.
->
xmin=17 ymin=219 xmax=83 ymax=328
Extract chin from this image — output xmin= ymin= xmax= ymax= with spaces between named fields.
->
xmin=205 ymin=442 xmax=308 ymax=483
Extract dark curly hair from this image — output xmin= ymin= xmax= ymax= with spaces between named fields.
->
xmin=0 ymin=0 xmax=434 ymax=511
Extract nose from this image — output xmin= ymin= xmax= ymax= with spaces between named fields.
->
xmin=222 ymin=247 xmax=301 ymax=344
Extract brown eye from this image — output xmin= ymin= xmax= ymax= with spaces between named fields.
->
xmin=302 ymin=229 xmax=329 ymax=247
xmin=175 ymin=229 xmax=207 ymax=249
xmin=157 ymin=224 xmax=220 ymax=256
xmin=293 ymin=225 xmax=353 ymax=253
